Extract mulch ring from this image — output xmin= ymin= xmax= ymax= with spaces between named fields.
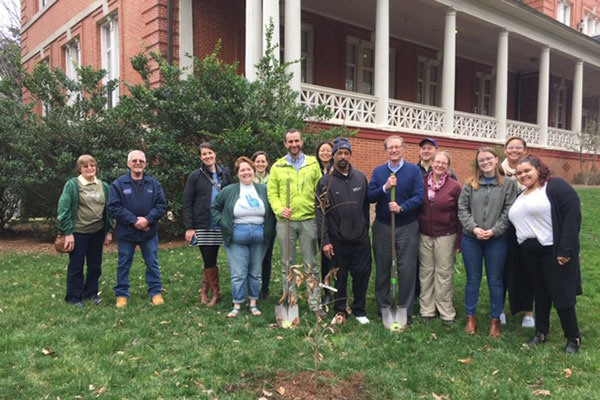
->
xmin=253 ymin=370 xmax=367 ymax=400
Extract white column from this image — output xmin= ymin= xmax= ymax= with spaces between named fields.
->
xmin=285 ymin=0 xmax=301 ymax=95
xmin=178 ymin=0 xmax=194 ymax=77
xmin=571 ymin=59 xmax=583 ymax=133
xmin=537 ymin=47 xmax=550 ymax=145
xmin=374 ymin=0 xmax=389 ymax=126
xmin=262 ymin=0 xmax=280 ymax=61
xmin=441 ymin=9 xmax=456 ymax=135
xmin=495 ymin=30 xmax=508 ymax=140
xmin=245 ymin=0 xmax=262 ymax=81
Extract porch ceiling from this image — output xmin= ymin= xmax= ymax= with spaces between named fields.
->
xmin=300 ymin=0 xmax=600 ymax=97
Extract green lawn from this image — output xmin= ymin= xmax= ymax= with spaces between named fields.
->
xmin=1 ymin=188 xmax=598 ymax=399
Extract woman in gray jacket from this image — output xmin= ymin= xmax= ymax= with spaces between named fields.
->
xmin=458 ymin=147 xmax=517 ymax=338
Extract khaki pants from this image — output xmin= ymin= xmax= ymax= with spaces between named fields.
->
xmin=418 ymin=233 xmax=457 ymax=321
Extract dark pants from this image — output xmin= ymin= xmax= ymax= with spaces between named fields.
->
xmin=331 ymin=235 xmax=372 ymax=317
xmin=261 ymin=235 xmax=275 ymax=293
xmin=521 ymin=239 xmax=580 ymax=339
xmin=373 ymin=219 xmax=419 ymax=313
xmin=199 ymin=245 xmax=219 ymax=269
xmin=65 ymin=229 xmax=105 ymax=303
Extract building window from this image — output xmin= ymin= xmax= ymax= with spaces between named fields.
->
xmin=583 ymin=13 xmax=599 ymax=36
xmin=417 ymin=57 xmax=440 ymax=106
xmin=64 ymin=39 xmax=81 ymax=104
xmin=279 ymin=24 xmax=314 ymax=84
xmin=553 ymin=85 xmax=567 ymax=129
xmin=100 ymin=15 xmax=120 ymax=108
xmin=474 ymin=73 xmax=493 ymax=116
xmin=557 ymin=0 xmax=572 ymax=26
xmin=345 ymin=37 xmax=375 ymax=95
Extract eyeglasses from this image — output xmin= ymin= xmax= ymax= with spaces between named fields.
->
xmin=433 ymin=160 xmax=448 ymax=166
xmin=477 ymin=156 xmax=496 ymax=164
xmin=131 ymin=159 xmax=146 ymax=164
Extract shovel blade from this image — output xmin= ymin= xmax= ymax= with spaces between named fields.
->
xmin=381 ymin=306 xmax=408 ymax=331
xmin=275 ymin=303 xmax=300 ymax=328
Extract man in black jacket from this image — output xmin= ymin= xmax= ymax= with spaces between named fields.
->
xmin=315 ymin=138 xmax=372 ymax=325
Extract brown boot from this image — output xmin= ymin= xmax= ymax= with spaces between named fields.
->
xmin=465 ymin=315 xmax=476 ymax=334
xmin=206 ymin=267 xmax=221 ymax=307
xmin=200 ymin=269 xmax=209 ymax=305
xmin=489 ymin=318 xmax=501 ymax=338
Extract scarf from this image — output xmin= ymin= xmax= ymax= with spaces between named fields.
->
xmin=427 ymin=171 xmax=448 ymax=202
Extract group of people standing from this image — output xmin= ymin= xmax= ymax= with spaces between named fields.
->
xmin=57 ymin=130 xmax=582 ymax=354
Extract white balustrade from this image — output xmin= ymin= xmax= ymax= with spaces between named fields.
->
xmin=387 ymin=100 xmax=444 ymax=133
xmin=506 ymin=120 xmax=541 ymax=145
xmin=547 ymin=127 xmax=580 ymax=151
xmin=300 ymin=84 xmax=376 ymax=125
xmin=453 ymin=112 xmax=498 ymax=140
xmin=300 ymin=84 xmax=581 ymax=154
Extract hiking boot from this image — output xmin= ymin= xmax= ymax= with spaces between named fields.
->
xmin=489 ymin=318 xmax=501 ymax=338
xmin=465 ymin=315 xmax=476 ymax=334
xmin=116 ymin=297 xmax=128 ymax=308
xmin=151 ymin=294 xmax=164 ymax=306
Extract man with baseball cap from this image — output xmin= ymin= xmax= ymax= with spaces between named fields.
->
xmin=417 ymin=137 xmax=457 ymax=180
xmin=316 ymin=137 xmax=372 ymax=325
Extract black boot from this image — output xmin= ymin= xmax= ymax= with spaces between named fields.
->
xmin=526 ymin=332 xmax=546 ymax=347
xmin=565 ymin=337 xmax=581 ymax=354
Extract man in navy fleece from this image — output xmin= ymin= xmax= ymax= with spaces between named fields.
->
xmin=368 ymin=135 xmax=424 ymax=325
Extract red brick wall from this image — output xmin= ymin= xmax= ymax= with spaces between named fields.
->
xmin=192 ymin=0 xmax=244 ymax=74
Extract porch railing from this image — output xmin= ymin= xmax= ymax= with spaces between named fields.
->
xmin=506 ymin=120 xmax=542 ymax=146
xmin=453 ymin=112 xmax=498 ymax=140
xmin=300 ymin=84 xmax=376 ymax=126
xmin=388 ymin=100 xmax=444 ymax=134
xmin=547 ymin=127 xmax=580 ymax=151
xmin=300 ymin=83 xmax=582 ymax=153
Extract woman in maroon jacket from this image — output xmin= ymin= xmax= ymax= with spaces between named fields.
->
xmin=417 ymin=151 xmax=462 ymax=324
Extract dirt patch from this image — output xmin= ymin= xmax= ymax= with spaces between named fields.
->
xmin=260 ymin=370 xmax=367 ymax=400
xmin=0 ymin=234 xmax=188 ymax=255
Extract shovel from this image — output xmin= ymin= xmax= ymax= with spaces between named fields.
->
xmin=275 ymin=179 xmax=299 ymax=328
xmin=381 ymin=173 xmax=408 ymax=331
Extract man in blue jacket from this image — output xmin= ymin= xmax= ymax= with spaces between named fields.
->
xmin=368 ymin=135 xmax=424 ymax=325
xmin=108 ymin=150 xmax=167 ymax=308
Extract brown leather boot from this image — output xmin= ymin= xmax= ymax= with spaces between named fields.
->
xmin=489 ymin=318 xmax=501 ymax=338
xmin=465 ymin=315 xmax=476 ymax=334
xmin=206 ymin=267 xmax=221 ymax=307
xmin=200 ymin=269 xmax=209 ymax=305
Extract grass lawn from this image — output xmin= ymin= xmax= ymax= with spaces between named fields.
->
xmin=1 ymin=188 xmax=598 ymax=399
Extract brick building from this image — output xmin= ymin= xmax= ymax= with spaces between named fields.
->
xmin=20 ymin=0 xmax=600 ymax=181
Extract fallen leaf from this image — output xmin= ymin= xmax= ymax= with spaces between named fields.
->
xmin=458 ymin=357 xmax=472 ymax=364
xmin=276 ymin=336 xmax=283 ymax=340
xmin=532 ymin=389 xmax=551 ymax=396
xmin=277 ymin=386 xmax=286 ymax=396
xmin=262 ymin=389 xmax=273 ymax=397
xmin=88 ymin=385 xmax=95 ymax=391
xmin=153 ymin=370 xmax=160 ymax=376
xmin=41 ymin=347 xmax=54 ymax=356
xmin=492 ymin=370 xmax=499 ymax=375
xmin=430 ymin=333 xmax=437 ymax=340
xmin=160 ymin=320 xmax=170 ymax=325
xmin=94 ymin=386 xmax=105 ymax=395
xmin=564 ymin=368 xmax=572 ymax=378
xmin=432 ymin=393 xmax=448 ymax=400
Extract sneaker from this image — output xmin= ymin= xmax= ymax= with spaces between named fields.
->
xmin=116 ymin=296 xmax=128 ymax=308
xmin=521 ymin=315 xmax=535 ymax=328
xmin=565 ymin=337 xmax=581 ymax=354
xmin=499 ymin=312 xmax=506 ymax=325
xmin=151 ymin=294 xmax=165 ymax=306
xmin=355 ymin=315 xmax=370 ymax=325
xmin=91 ymin=296 xmax=101 ymax=305
xmin=73 ymin=301 xmax=84 ymax=308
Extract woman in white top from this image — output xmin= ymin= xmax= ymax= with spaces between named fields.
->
xmin=508 ymin=155 xmax=582 ymax=354
xmin=211 ymin=157 xmax=276 ymax=318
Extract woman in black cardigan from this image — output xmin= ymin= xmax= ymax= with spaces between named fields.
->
xmin=508 ymin=155 xmax=582 ymax=353
xmin=183 ymin=142 xmax=233 ymax=306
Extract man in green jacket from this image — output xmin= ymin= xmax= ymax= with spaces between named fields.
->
xmin=267 ymin=129 xmax=326 ymax=319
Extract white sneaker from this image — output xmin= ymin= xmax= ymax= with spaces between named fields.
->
xmin=355 ymin=316 xmax=370 ymax=325
xmin=499 ymin=312 xmax=507 ymax=325
xmin=521 ymin=315 xmax=535 ymax=328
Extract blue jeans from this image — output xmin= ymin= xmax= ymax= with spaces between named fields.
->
xmin=114 ymin=235 xmax=162 ymax=298
xmin=461 ymin=234 xmax=507 ymax=319
xmin=66 ymin=229 xmax=105 ymax=303
xmin=224 ymin=224 xmax=265 ymax=304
